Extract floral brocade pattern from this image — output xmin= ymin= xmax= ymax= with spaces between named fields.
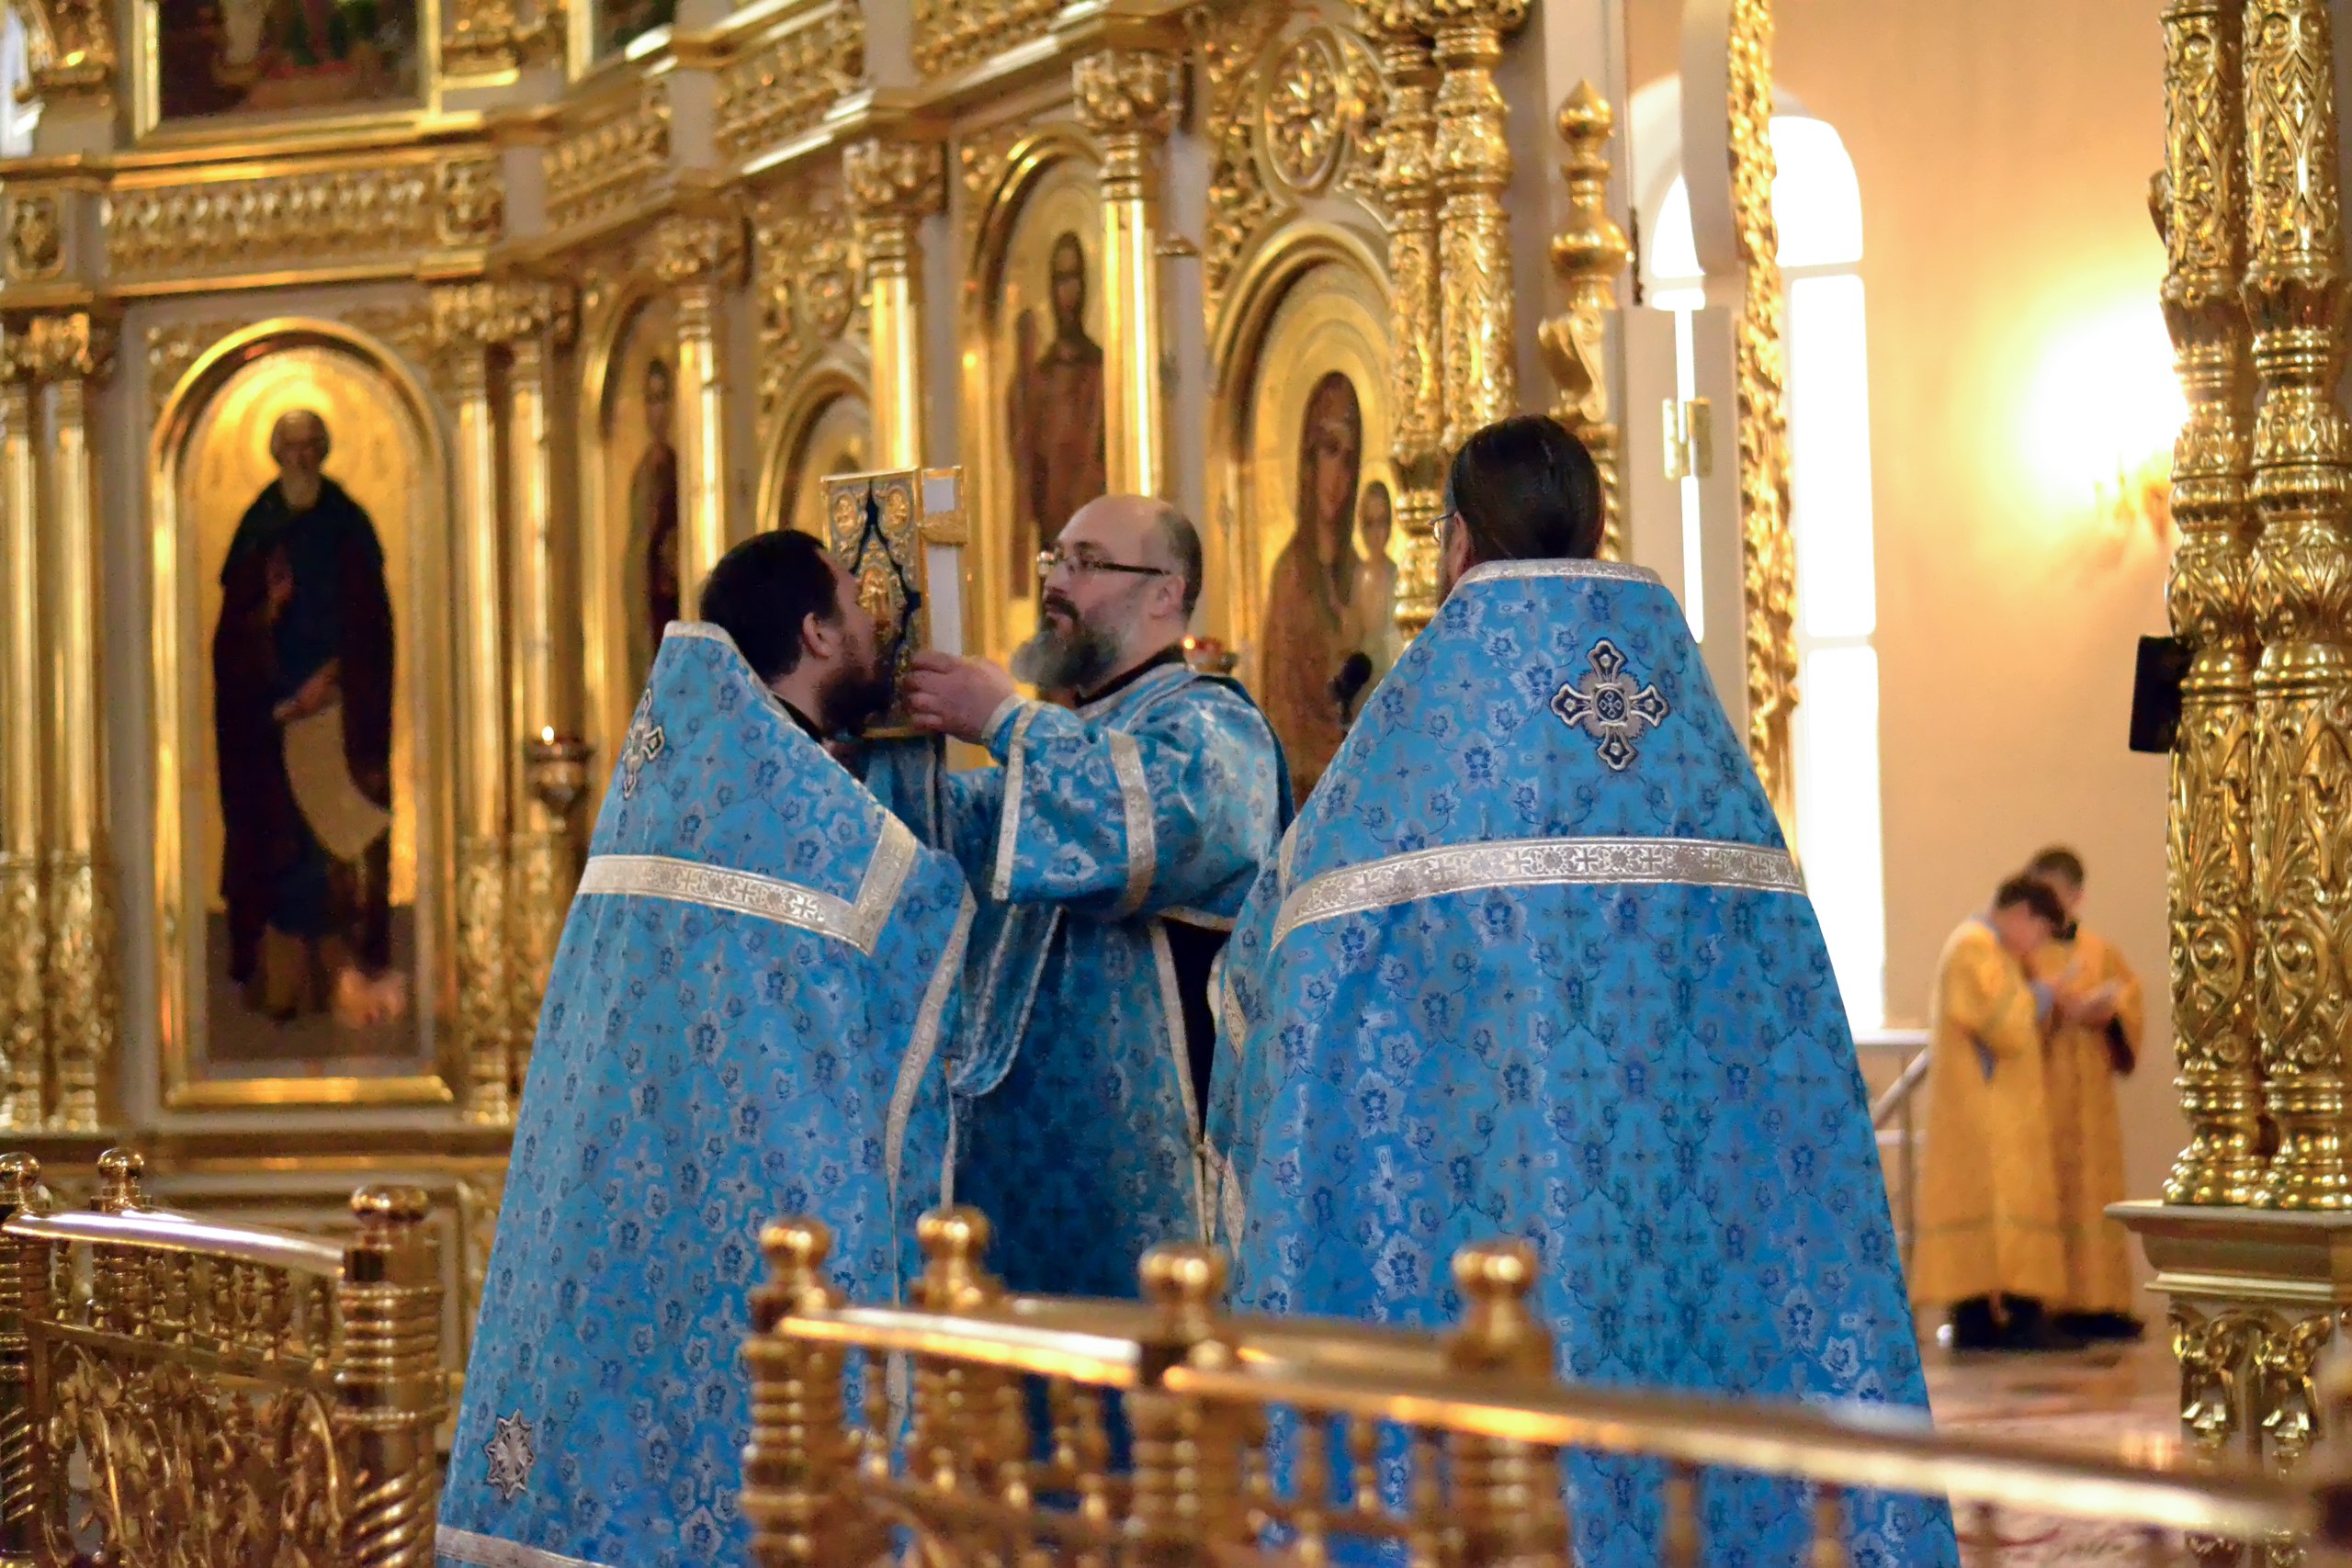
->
xmin=1208 ymin=570 xmax=1957 ymax=1566
xmin=439 ymin=626 xmax=969 ymax=1568
xmin=883 ymin=667 xmax=1288 ymax=1299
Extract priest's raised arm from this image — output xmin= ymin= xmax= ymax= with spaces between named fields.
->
xmin=883 ymin=495 xmax=1288 ymax=1299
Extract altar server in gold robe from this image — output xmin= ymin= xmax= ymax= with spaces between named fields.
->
xmin=2026 ymin=845 xmax=2145 ymax=1342
xmin=1914 ymin=874 xmax=2072 ymax=1351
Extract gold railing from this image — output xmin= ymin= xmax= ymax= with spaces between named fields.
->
xmin=0 ymin=1146 xmax=445 ymax=1566
xmin=745 ymin=1208 xmax=2344 ymax=1566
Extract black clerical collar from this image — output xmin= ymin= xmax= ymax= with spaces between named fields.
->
xmin=1080 ymin=645 xmax=1185 ymax=706
xmin=775 ymin=696 xmax=826 ymax=742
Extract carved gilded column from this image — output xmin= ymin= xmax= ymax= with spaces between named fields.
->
xmin=34 ymin=313 xmax=115 ymax=1134
xmin=1363 ymin=1 xmax=1448 ymax=635
xmin=650 ymin=215 xmax=744 ymax=610
xmin=0 ymin=345 xmax=41 ymax=1132
xmin=1539 ymin=82 xmax=1632 ymax=563
xmin=844 ymin=138 xmax=945 ymax=470
xmin=2158 ymin=0 xmax=2264 ymax=1205
xmin=1726 ymin=0 xmax=1799 ymax=829
xmin=2245 ymin=0 xmax=2352 ymax=1209
xmin=1429 ymin=0 xmax=1527 ymax=453
xmin=1077 ymin=46 xmax=1182 ymax=500
xmin=502 ymin=282 xmax=580 ymax=1102
xmin=431 ymin=285 xmax=514 ymax=1128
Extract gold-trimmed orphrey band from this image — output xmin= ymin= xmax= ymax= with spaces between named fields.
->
xmin=1109 ymin=730 xmax=1157 ymax=916
xmin=1458 ymin=558 xmax=1665 ymax=589
xmin=577 ymin=817 xmax=919 ymax=957
xmin=1270 ymin=835 xmax=1804 ymax=948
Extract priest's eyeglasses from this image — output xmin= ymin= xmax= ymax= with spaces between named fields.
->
xmin=1035 ymin=547 xmax=1173 ymax=582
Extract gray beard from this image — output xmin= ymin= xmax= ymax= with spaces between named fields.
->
xmin=1012 ymin=614 xmax=1120 ymax=694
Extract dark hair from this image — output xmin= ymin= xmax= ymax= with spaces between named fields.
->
xmin=697 ymin=529 xmax=841 ymax=681
xmin=1993 ymin=873 xmax=2067 ymax=929
xmin=1156 ymin=502 xmax=1204 ymax=617
xmin=1443 ymin=415 xmax=1605 ymax=563
xmin=2028 ymin=845 xmax=2086 ymax=888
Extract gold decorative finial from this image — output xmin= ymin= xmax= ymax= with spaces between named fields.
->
xmin=1539 ymin=79 xmax=1633 ymax=561
xmin=1446 ymin=1240 xmax=1553 ymax=1374
xmin=915 ymin=1206 xmax=1000 ymax=1313
xmin=94 ymin=1147 xmax=145 ymax=1214
xmin=1139 ymin=1244 xmax=1227 ymax=1342
xmin=0 ymin=1153 xmax=38 ymax=1211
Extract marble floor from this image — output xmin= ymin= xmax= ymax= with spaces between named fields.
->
xmin=1919 ymin=1336 xmax=2193 ymax=1565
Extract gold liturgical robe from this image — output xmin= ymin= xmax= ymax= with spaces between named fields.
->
xmin=1912 ymin=918 xmax=2064 ymax=1308
xmin=2030 ymin=927 xmax=2143 ymax=1315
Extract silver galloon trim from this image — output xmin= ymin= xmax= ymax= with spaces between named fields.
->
xmin=436 ymin=1527 xmax=615 ymax=1568
xmin=1271 ymin=835 xmax=1803 ymax=948
xmin=1458 ymin=558 xmax=1665 ymax=589
xmin=989 ymin=704 xmax=1046 ymax=902
xmin=1109 ymin=730 xmax=1156 ymax=916
xmin=886 ymin=887 xmax=975 ymax=1226
xmin=579 ymin=816 xmax=919 ymax=958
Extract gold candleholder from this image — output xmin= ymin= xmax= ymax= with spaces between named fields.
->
xmin=522 ymin=729 xmax=594 ymax=818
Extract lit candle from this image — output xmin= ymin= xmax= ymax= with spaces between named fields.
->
xmin=540 ymin=726 xmax=555 ymax=745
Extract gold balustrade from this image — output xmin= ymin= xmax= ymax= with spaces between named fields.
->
xmin=747 ymin=1208 xmax=2342 ymax=1566
xmin=0 ymin=1146 xmax=446 ymax=1566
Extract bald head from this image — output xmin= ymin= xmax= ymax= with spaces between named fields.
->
xmin=270 ymin=409 xmax=331 ymax=513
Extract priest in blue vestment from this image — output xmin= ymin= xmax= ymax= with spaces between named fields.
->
xmin=1206 ymin=419 xmax=1955 ymax=1566
xmin=876 ymin=494 xmax=1288 ymax=1298
xmin=436 ymin=531 xmax=975 ymax=1568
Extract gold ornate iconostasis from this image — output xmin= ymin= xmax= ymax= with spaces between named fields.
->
xmin=0 ymin=0 xmax=1692 ymax=1365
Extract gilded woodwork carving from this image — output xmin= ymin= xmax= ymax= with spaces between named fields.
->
xmin=846 ymin=136 xmax=945 ymax=254
xmin=910 ymin=0 xmax=1057 ymax=79
xmin=0 ymin=1161 xmax=446 ymax=1567
xmin=1193 ymin=6 xmax=1385 ymax=331
xmin=339 ymin=301 xmax=439 ymax=372
xmin=545 ymin=87 xmax=673 ymax=235
xmin=1077 ymin=46 xmax=1182 ymax=497
xmin=8 ymin=0 xmax=116 ymax=105
xmin=1428 ymin=0 xmax=1524 ymax=451
xmin=956 ymin=120 xmax=1043 ymax=267
xmin=5 ymin=196 xmax=60 ymax=283
xmin=2171 ymin=1303 xmax=2343 ymax=1475
xmin=2159 ymin=0 xmax=2265 ymax=1206
xmin=1726 ymin=0 xmax=1798 ymax=828
xmin=716 ymin=3 xmax=866 ymax=162
xmin=649 ymin=211 xmax=747 ymax=291
xmin=1074 ymin=48 xmax=1182 ymax=173
xmin=0 ymin=855 xmax=37 ymax=1133
xmin=1538 ymin=83 xmax=1630 ymax=563
xmin=443 ymin=0 xmax=564 ymax=78
xmin=144 ymin=317 xmax=256 ymax=419
xmin=106 ymin=154 xmax=503 ymax=280
xmin=753 ymin=186 xmax=861 ymax=452
xmin=846 ymin=136 xmax=942 ymax=470
xmin=2244 ymin=0 xmax=2352 ymax=1210
xmin=1363 ymin=0 xmax=1446 ymax=635
xmin=41 ymin=854 xmax=108 ymax=1133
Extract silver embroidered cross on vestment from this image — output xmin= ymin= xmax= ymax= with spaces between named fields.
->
xmin=617 ymin=694 xmax=666 ymax=799
xmin=1552 ymin=638 xmax=1669 ymax=770
xmin=484 ymin=1411 xmax=537 ymax=1502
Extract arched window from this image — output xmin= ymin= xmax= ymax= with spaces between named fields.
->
xmin=1638 ymin=99 xmax=1888 ymax=1028
xmin=0 ymin=11 xmax=40 ymax=158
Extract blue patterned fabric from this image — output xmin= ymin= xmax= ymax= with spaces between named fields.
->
xmin=1206 ymin=563 xmax=1956 ymax=1567
xmin=872 ymin=663 xmax=1287 ymax=1298
xmin=437 ymin=624 xmax=973 ymax=1568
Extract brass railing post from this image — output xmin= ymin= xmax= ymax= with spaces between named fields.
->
xmin=1130 ymin=1245 xmax=1250 ymax=1566
xmin=0 ymin=1155 xmax=43 ymax=1567
xmin=334 ymin=1185 xmax=444 ymax=1567
xmin=1076 ymin=45 xmax=1182 ymax=500
xmin=1443 ymin=1242 xmax=1569 ymax=1568
xmin=2159 ymin=0 xmax=2265 ymax=1205
xmin=744 ymin=1219 xmax=863 ymax=1568
xmin=1363 ymin=0 xmax=1449 ymax=637
xmin=909 ymin=1208 xmax=1006 ymax=1499
xmin=2244 ymin=0 xmax=2352 ymax=1210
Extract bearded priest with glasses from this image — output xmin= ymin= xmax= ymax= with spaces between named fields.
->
xmin=868 ymin=493 xmax=1289 ymax=1299
xmin=1205 ymin=418 xmax=1953 ymax=1565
